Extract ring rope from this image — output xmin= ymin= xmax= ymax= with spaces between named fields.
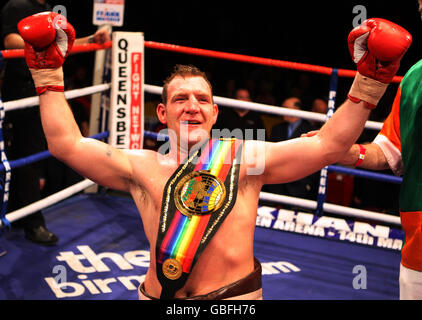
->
xmin=328 ymin=164 xmax=402 ymax=184
xmin=0 ymin=40 xmax=403 ymax=83
xmin=0 ymin=178 xmax=401 ymax=229
xmin=0 ymin=127 xmax=401 ymax=229
xmin=0 ymin=39 xmax=386 ymax=131
xmin=0 ymin=129 xmax=401 ymax=184
xmin=144 ymin=84 xmax=383 ymax=131
xmin=0 ymin=98 xmax=11 ymax=228
xmin=0 ymin=131 xmax=109 ymax=173
xmin=0 ymin=40 xmax=111 ymax=228
xmin=0 ymin=39 xmax=402 ymax=231
xmin=3 ymin=83 xmax=111 ymax=112
xmin=145 ymin=130 xmax=402 ymax=184
xmin=259 ymin=192 xmax=401 ymax=226
xmin=1 ymin=82 xmax=383 ymax=129
xmin=0 ymin=42 xmax=112 ymax=59
xmin=0 ymin=85 xmax=395 ymax=231
xmin=0 ymin=179 xmax=95 ymax=228
xmin=142 ymin=41 xmax=404 ymax=83
xmin=137 ymin=43 xmax=400 ymax=221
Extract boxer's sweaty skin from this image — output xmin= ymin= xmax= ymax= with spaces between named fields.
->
xmin=38 ymin=76 xmax=369 ymax=298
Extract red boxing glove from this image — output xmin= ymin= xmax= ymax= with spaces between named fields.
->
xmin=347 ymin=18 xmax=412 ymax=108
xmin=18 ymin=12 xmax=75 ymax=95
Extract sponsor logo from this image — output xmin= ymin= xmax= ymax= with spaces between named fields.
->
xmin=256 ymin=206 xmax=403 ymax=250
xmin=45 ymin=245 xmax=300 ymax=298
xmin=45 ymin=246 xmax=149 ymax=298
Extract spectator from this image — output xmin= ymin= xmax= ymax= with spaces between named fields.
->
xmin=264 ymin=97 xmax=319 ymax=202
xmin=213 ymin=88 xmax=266 ymax=140
xmin=255 ymin=80 xmax=276 ymax=106
xmin=270 ymin=97 xmax=315 ymax=141
xmin=310 ymin=97 xmax=328 ymax=128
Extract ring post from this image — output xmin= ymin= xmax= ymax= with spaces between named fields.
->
xmin=89 ymin=25 xmax=113 ymax=138
xmin=87 ymin=26 xmax=112 ymax=194
xmin=0 ymin=98 xmax=11 ymax=229
xmin=316 ymin=68 xmax=338 ymax=216
xmin=109 ymin=32 xmax=144 ymax=150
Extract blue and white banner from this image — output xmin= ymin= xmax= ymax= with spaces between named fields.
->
xmin=93 ymin=0 xmax=125 ymax=26
xmin=256 ymin=206 xmax=404 ymax=251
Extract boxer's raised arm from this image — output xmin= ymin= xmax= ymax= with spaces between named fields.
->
xmin=39 ymin=91 xmax=133 ymax=191
xmin=262 ymin=99 xmax=369 ymax=184
xmin=18 ymin=12 xmax=133 ymax=191
xmin=261 ymin=18 xmax=411 ymax=185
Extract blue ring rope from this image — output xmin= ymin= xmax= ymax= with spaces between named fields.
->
xmin=144 ymin=130 xmax=401 ymax=184
xmin=0 ymin=131 xmax=109 ymax=173
xmin=0 ymin=120 xmax=401 ymax=230
xmin=0 ymin=130 xmax=401 ymax=187
xmin=328 ymin=164 xmax=402 ymax=184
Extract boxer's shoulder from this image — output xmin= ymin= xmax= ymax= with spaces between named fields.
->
xmin=124 ymin=148 xmax=176 ymax=177
xmin=124 ymin=148 xmax=161 ymax=165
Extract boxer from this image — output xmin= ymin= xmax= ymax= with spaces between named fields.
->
xmin=18 ymin=12 xmax=411 ymax=299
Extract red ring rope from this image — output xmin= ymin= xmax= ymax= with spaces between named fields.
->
xmin=0 ymin=41 xmax=112 ymax=59
xmin=0 ymin=40 xmax=403 ymax=83
xmin=144 ymin=41 xmax=402 ymax=83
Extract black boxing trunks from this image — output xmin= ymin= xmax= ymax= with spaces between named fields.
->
xmin=139 ymin=258 xmax=262 ymax=300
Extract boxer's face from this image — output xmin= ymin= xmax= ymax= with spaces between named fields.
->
xmin=157 ymin=76 xmax=218 ymax=148
xmin=282 ymin=97 xmax=302 ymax=123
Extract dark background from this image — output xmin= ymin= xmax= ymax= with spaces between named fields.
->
xmin=1 ymin=0 xmax=422 ymax=116
xmin=1 ymin=0 xmax=416 ymax=213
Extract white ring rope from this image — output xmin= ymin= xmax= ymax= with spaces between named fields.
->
xmin=259 ymin=192 xmax=401 ymax=226
xmin=0 ymin=83 xmax=394 ymax=228
xmin=0 ymin=183 xmax=400 ymax=228
xmin=0 ymin=179 xmax=95 ymax=227
xmin=1 ymin=82 xmax=383 ymax=131
xmin=144 ymin=84 xmax=383 ymax=131
xmin=3 ymin=83 xmax=111 ymax=112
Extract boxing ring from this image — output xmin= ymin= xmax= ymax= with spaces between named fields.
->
xmin=0 ymin=35 xmax=404 ymax=300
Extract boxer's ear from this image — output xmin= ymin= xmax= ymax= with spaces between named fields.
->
xmin=156 ymin=103 xmax=167 ymax=124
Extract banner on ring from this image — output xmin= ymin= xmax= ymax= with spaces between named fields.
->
xmin=109 ymin=31 xmax=144 ymax=150
xmin=93 ymin=0 xmax=125 ymax=26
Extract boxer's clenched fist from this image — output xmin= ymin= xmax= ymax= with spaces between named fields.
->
xmin=18 ymin=12 xmax=75 ymax=95
xmin=347 ymin=18 xmax=412 ymax=109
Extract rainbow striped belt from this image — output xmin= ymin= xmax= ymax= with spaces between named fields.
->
xmin=156 ymin=138 xmax=242 ymax=299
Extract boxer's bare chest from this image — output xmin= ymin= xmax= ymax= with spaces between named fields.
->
xmin=129 ymin=154 xmax=257 ymax=244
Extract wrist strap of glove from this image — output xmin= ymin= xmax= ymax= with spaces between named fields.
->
xmin=354 ymin=144 xmax=366 ymax=167
xmin=29 ymin=67 xmax=64 ymax=95
xmin=348 ymin=72 xmax=389 ymax=109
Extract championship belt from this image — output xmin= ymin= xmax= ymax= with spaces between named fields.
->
xmin=155 ymin=138 xmax=243 ymax=299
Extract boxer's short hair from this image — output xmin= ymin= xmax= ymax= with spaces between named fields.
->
xmin=162 ymin=64 xmax=213 ymax=104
